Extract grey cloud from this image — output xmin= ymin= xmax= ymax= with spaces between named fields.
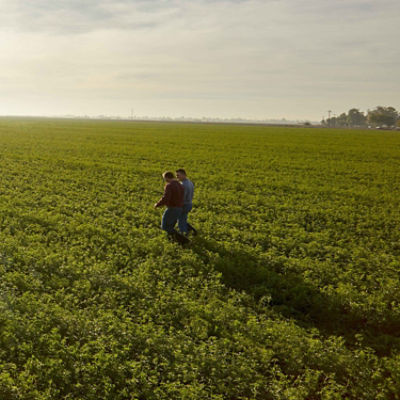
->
xmin=0 ymin=0 xmax=256 ymax=34
xmin=1 ymin=0 xmax=179 ymax=34
xmin=284 ymin=0 xmax=399 ymax=20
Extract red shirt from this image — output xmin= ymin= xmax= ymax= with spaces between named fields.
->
xmin=156 ymin=180 xmax=184 ymax=208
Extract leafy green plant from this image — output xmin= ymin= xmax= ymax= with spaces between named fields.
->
xmin=0 ymin=118 xmax=399 ymax=399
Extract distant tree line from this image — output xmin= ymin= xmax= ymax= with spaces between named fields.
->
xmin=322 ymin=106 xmax=400 ymax=128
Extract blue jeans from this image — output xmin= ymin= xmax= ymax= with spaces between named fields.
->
xmin=178 ymin=203 xmax=192 ymax=234
xmin=161 ymin=207 xmax=183 ymax=233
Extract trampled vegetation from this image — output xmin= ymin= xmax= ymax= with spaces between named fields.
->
xmin=0 ymin=118 xmax=400 ymax=399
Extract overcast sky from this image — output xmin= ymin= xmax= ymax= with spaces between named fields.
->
xmin=0 ymin=0 xmax=399 ymax=121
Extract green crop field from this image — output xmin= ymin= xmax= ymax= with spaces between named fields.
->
xmin=0 ymin=117 xmax=400 ymax=399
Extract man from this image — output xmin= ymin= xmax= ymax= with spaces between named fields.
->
xmin=176 ymin=168 xmax=197 ymax=236
xmin=154 ymin=171 xmax=188 ymax=243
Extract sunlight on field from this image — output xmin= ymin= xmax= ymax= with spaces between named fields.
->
xmin=0 ymin=118 xmax=399 ymax=399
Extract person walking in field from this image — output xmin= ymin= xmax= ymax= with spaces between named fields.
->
xmin=176 ymin=168 xmax=197 ymax=236
xmin=154 ymin=171 xmax=188 ymax=243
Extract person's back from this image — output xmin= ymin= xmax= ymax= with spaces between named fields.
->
xmin=181 ymin=178 xmax=194 ymax=206
xmin=156 ymin=179 xmax=184 ymax=208
xmin=165 ymin=180 xmax=185 ymax=208
xmin=176 ymin=168 xmax=197 ymax=236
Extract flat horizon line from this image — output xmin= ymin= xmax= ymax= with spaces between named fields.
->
xmin=0 ymin=113 xmax=318 ymax=125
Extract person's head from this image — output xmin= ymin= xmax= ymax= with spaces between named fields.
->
xmin=162 ymin=171 xmax=175 ymax=182
xmin=176 ymin=168 xmax=187 ymax=181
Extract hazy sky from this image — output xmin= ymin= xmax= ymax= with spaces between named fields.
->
xmin=1 ymin=0 xmax=399 ymax=121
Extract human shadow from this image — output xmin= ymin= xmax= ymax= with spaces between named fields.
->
xmin=190 ymin=236 xmax=400 ymax=357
